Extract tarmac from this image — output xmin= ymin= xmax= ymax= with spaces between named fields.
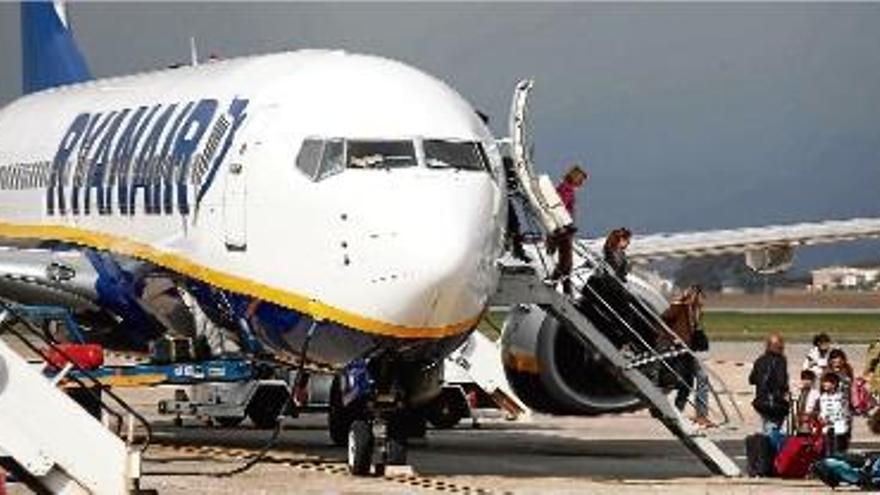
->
xmin=6 ymin=342 xmax=879 ymax=494
xmin=139 ymin=342 xmax=880 ymax=493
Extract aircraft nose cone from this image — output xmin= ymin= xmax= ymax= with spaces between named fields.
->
xmin=406 ymin=175 xmax=503 ymax=328
xmin=330 ymin=171 xmax=504 ymax=336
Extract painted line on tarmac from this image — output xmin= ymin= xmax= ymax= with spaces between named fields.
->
xmin=148 ymin=441 xmax=509 ymax=494
xmin=709 ymin=359 xmax=750 ymax=366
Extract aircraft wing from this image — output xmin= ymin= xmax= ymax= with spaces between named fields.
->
xmin=580 ymin=217 xmax=880 ymax=265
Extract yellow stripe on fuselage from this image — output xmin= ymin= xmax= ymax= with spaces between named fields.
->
xmin=0 ymin=220 xmax=481 ymax=339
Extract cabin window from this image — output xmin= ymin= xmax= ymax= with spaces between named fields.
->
xmin=423 ymin=140 xmax=488 ymax=172
xmin=346 ymin=140 xmax=416 ymax=169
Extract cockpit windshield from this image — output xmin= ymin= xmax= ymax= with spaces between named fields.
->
xmin=295 ymin=137 xmax=490 ymax=181
xmin=423 ymin=140 xmax=487 ymax=172
xmin=347 ymin=140 xmax=417 ymax=170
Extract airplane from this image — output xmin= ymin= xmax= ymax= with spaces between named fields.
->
xmin=3 ymin=1 xmax=880 ymax=477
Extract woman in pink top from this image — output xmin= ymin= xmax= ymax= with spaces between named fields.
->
xmin=549 ymin=164 xmax=588 ymax=294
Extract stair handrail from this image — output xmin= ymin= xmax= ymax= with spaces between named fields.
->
xmin=0 ymin=298 xmax=154 ymax=454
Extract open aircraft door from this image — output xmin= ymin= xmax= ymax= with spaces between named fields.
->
xmin=508 ymin=80 xmax=573 ymax=236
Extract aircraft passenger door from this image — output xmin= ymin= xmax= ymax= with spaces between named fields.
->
xmin=222 ymin=104 xmax=276 ymax=252
xmin=223 ymin=159 xmax=247 ymax=251
xmin=507 ymin=79 xmax=573 ymax=235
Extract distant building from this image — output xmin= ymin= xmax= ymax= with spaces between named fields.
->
xmin=810 ymin=266 xmax=880 ymax=291
xmin=719 ymin=285 xmax=746 ymax=295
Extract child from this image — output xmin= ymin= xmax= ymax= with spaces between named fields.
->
xmin=795 ymin=369 xmax=820 ymax=433
xmin=828 ymin=348 xmax=855 ymax=445
xmin=803 ymin=333 xmax=833 ymax=379
xmin=819 ymin=372 xmax=850 ymax=454
xmin=829 ymin=348 xmax=855 ymax=397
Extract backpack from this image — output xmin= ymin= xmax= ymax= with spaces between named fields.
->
xmin=852 ymin=377 xmax=872 ymax=416
xmin=866 ymin=342 xmax=880 ymax=393
xmin=813 ymin=453 xmax=880 ymax=489
xmin=813 ymin=457 xmax=864 ymax=488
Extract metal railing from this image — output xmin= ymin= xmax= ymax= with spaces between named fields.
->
xmin=554 ymin=240 xmax=744 ymax=427
xmin=0 ymin=298 xmax=154 ymax=453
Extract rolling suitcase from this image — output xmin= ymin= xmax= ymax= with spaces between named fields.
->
xmin=746 ymin=433 xmax=774 ymax=477
xmin=774 ymin=433 xmax=824 ymax=478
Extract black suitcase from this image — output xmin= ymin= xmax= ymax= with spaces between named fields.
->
xmin=746 ymin=433 xmax=775 ymax=477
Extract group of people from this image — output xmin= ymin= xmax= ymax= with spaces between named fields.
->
xmin=751 ymin=332 xmax=859 ymax=456
xmin=545 ymin=165 xmax=716 ymax=429
xmin=534 ymin=162 xmax=880 ymax=481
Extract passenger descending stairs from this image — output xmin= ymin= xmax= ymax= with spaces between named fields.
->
xmin=491 ymin=263 xmax=742 ymax=477
xmin=0 ymin=306 xmax=147 ymax=494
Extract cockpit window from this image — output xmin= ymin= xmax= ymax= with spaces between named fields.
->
xmin=317 ymin=138 xmax=345 ymax=180
xmin=423 ymin=140 xmax=487 ymax=172
xmin=346 ymin=140 xmax=416 ymax=169
xmin=296 ymin=138 xmax=492 ymax=181
xmin=296 ymin=138 xmax=324 ymax=179
xmin=296 ymin=138 xmax=345 ymax=181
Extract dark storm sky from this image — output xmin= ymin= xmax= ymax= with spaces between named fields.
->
xmin=0 ymin=2 xmax=878 ymax=269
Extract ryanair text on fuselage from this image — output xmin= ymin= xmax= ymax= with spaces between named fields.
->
xmin=46 ymin=97 xmax=250 ymax=217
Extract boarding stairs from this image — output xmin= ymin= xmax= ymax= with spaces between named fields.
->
xmin=498 ymin=77 xmax=741 ymax=477
xmin=0 ymin=303 xmax=150 ymax=494
xmin=491 ymin=251 xmax=742 ymax=477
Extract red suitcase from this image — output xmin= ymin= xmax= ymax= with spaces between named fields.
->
xmin=774 ymin=433 xmax=824 ymax=478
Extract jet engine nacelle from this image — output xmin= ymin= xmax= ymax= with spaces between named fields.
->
xmin=744 ymin=245 xmax=795 ymax=274
xmin=500 ymin=272 xmax=669 ymax=415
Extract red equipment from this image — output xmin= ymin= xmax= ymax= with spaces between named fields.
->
xmin=44 ymin=344 xmax=104 ymax=371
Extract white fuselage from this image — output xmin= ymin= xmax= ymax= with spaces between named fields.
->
xmin=0 ymin=51 xmax=506 ymax=355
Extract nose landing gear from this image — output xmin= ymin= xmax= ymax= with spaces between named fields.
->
xmin=331 ymin=359 xmax=420 ymax=476
xmin=345 ymin=412 xmax=411 ymax=476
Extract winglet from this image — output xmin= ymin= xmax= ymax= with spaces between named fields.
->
xmin=21 ymin=0 xmax=92 ymax=94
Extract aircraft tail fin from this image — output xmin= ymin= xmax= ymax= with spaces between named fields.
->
xmin=21 ymin=0 xmax=92 ymax=94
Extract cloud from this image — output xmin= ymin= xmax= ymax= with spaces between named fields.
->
xmin=2 ymin=2 xmax=879 ymax=267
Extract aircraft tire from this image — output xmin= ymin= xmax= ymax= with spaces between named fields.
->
xmin=246 ymin=384 xmax=288 ymax=429
xmin=348 ymin=420 xmax=374 ymax=476
xmin=329 ymin=376 xmax=355 ymax=446
xmin=426 ymin=399 xmax=463 ymax=429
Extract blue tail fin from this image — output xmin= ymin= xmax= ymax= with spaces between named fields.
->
xmin=21 ymin=0 xmax=92 ymax=94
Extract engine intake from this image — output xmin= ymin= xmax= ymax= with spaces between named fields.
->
xmin=500 ymin=272 xmax=669 ymax=415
